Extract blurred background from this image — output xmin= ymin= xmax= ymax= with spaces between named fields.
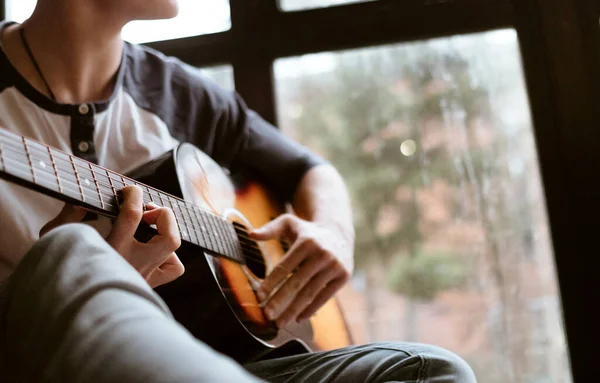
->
xmin=3 ymin=1 xmax=599 ymax=381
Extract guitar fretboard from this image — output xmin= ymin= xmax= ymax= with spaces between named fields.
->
xmin=0 ymin=127 xmax=245 ymax=264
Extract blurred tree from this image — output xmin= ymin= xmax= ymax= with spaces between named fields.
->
xmin=279 ymin=38 xmax=544 ymax=382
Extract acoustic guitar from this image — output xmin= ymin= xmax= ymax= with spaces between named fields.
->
xmin=0 ymin=126 xmax=353 ymax=363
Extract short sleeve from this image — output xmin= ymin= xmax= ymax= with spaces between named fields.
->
xmin=123 ymin=43 xmax=327 ymax=202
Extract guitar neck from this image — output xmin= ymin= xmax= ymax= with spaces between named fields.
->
xmin=0 ymin=127 xmax=244 ymax=264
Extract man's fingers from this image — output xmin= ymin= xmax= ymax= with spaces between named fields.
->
xmin=262 ymin=255 xmax=328 ymax=322
xmin=107 ymin=185 xmax=144 ymax=248
xmin=147 ymin=252 xmax=185 ymax=288
xmin=296 ymin=276 xmax=348 ymax=323
xmin=272 ymin=262 xmax=342 ymax=328
xmin=144 ymin=206 xmax=181 ymax=253
xmin=250 ymin=214 xmax=299 ymax=242
xmin=257 ymin=239 xmax=313 ymax=302
xmin=39 ymin=204 xmax=87 ymax=237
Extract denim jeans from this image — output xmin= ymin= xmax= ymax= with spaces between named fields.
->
xmin=0 ymin=224 xmax=476 ymax=383
xmin=245 ymin=342 xmax=476 ymax=382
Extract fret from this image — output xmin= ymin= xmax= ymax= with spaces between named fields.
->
xmin=68 ymin=155 xmax=86 ymax=202
xmin=22 ymin=140 xmax=60 ymax=193
xmin=156 ymin=191 xmax=166 ymax=208
xmin=71 ymin=156 xmax=102 ymax=206
xmin=17 ymin=140 xmax=68 ymax=195
xmin=104 ymin=171 xmax=125 ymax=192
xmin=22 ymin=143 xmax=65 ymax=196
xmin=171 ymin=198 xmax=187 ymax=239
xmin=197 ymin=208 xmax=216 ymax=252
xmin=145 ymin=186 xmax=155 ymax=204
xmin=149 ymin=188 xmax=167 ymax=208
xmin=214 ymin=216 xmax=230 ymax=256
xmin=185 ymin=203 xmax=203 ymax=245
xmin=21 ymin=137 xmax=36 ymax=184
xmin=105 ymin=169 xmax=119 ymax=202
xmin=89 ymin=165 xmax=115 ymax=202
xmin=185 ymin=203 xmax=205 ymax=248
xmin=179 ymin=200 xmax=199 ymax=246
xmin=169 ymin=196 xmax=192 ymax=243
xmin=118 ymin=175 xmax=128 ymax=189
xmin=163 ymin=195 xmax=184 ymax=239
xmin=47 ymin=147 xmax=63 ymax=193
xmin=107 ymin=173 xmax=125 ymax=189
xmin=49 ymin=150 xmax=83 ymax=199
xmin=88 ymin=163 xmax=104 ymax=210
xmin=25 ymin=144 xmax=61 ymax=194
xmin=122 ymin=177 xmax=136 ymax=187
xmin=191 ymin=206 xmax=209 ymax=248
xmin=2 ymin=142 xmax=34 ymax=183
xmin=0 ymin=137 xmax=86 ymax=201
xmin=202 ymin=211 xmax=219 ymax=253
xmin=207 ymin=213 xmax=226 ymax=255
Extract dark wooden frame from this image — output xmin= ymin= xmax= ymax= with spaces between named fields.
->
xmin=2 ymin=0 xmax=600 ymax=381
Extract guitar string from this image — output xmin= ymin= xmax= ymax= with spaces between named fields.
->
xmin=0 ymin=131 xmax=280 ymax=264
xmin=0 ymin=135 xmax=272 ymax=254
xmin=0 ymin=130 xmax=274 ymax=243
xmin=0 ymin=150 xmax=269 ymax=259
xmin=1 ymin=134 xmax=317 ymax=332
xmin=0 ymin=130 xmax=243 ymax=221
xmin=2 ymin=135 xmax=317 ymax=333
xmin=2 ymin=153 xmax=275 ymax=265
xmin=0 ymin=137 xmax=297 ymax=273
xmin=0 ymin=132 xmax=280 ymax=252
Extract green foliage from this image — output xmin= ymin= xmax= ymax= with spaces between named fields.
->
xmin=386 ymin=249 xmax=473 ymax=301
xmin=285 ymin=39 xmax=525 ymax=290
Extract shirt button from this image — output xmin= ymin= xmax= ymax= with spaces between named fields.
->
xmin=78 ymin=104 xmax=90 ymax=115
xmin=78 ymin=141 xmax=90 ymax=153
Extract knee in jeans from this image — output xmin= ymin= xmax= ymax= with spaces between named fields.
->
xmin=418 ymin=344 xmax=477 ymax=383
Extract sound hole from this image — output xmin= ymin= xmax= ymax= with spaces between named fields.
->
xmin=233 ymin=222 xmax=266 ymax=279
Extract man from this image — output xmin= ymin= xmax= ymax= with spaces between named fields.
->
xmin=0 ymin=0 xmax=477 ymax=382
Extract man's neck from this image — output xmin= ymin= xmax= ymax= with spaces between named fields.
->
xmin=2 ymin=2 xmax=125 ymax=104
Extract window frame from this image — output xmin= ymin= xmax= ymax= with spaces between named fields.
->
xmin=2 ymin=0 xmax=600 ymax=380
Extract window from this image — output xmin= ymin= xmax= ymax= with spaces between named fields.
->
xmin=279 ymin=0 xmax=375 ymax=11
xmin=275 ymin=29 xmax=572 ymax=383
xmin=4 ymin=0 xmax=231 ymax=43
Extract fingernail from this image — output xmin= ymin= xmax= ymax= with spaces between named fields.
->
xmin=257 ymin=290 xmax=266 ymax=301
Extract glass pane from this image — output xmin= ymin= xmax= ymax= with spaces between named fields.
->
xmin=275 ymin=30 xmax=573 ymax=383
xmin=280 ymin=0 xmax=375 ymax=11
xmin=199 ymin=65 xmax=235 ymax=92
xmin=4 ymin=0 xmax=231 ymax=43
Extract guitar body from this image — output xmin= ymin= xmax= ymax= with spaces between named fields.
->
xmin=128 ymin=143 xmax=353 ymax=363
xmin=0 ymin=124 xmax=352 ymax=364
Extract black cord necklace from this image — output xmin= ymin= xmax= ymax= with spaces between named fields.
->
xmin=19 ymin=26 xmax=57 ymax=101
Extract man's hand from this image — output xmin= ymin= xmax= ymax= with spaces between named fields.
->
xmin=250 ymin=214 xmax=353 ymax=329
xmin=40 ymin=185 xmax=184 ymax=288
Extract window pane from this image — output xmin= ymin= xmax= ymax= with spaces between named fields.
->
xmin=199 ymin=65 xmax=235 ymax=92
xmin=275 ymin=30 xmax=572 ymax=383
xmin=280 ymin=0 xmax=375 ymax=11
xmin=4 ymin=0 xmax=231 ymax=43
